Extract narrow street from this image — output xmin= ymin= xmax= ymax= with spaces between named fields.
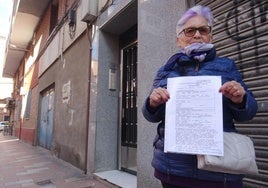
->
xmin=0 ymin=134 xmax=116 ymax=188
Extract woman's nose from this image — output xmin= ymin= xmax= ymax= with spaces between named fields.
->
xmin=194 ymin=30 xmax=202 ymax=37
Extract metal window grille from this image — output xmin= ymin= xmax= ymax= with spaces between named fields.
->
xmin=121 ymin=44 xmax=137 ymax=147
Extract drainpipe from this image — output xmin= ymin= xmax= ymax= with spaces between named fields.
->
xmin=80 ymin=0 xmax=99 ymax=174
xmin=84 ymin=23 xmax=94 ymax=174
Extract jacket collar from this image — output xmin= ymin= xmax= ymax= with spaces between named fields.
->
xmin=164 ymin=47 xmax=216 ymax=71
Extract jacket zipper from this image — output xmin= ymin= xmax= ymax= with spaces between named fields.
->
xmin=224 ymin=174 xmax=227 ymax=188
xmin=167 ymin=154 xmax=170 ymax=182
xmin=195 ymin=61 xmax=200 ymax=72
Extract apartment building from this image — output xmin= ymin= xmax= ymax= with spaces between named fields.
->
xmin=3 ymin=0 xmax=267 ymax=187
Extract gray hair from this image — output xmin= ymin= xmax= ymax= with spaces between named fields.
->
xmin=176 ymin=5 xmax=214 ymax=36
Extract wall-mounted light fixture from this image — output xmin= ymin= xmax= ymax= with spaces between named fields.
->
xmin=68 ymin=9 xmax=76 ymax=39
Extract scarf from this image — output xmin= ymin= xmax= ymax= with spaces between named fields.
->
xmin=164 ymin=43 xmax=214 ymax=71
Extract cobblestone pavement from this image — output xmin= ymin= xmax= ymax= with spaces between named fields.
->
xmin=0 ymin=134 xmax=117 ymax=188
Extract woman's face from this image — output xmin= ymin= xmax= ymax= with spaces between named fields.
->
xmin=176 ymin=15 xmax=212 ymax=48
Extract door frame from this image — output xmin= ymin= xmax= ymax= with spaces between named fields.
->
xmin=119 ymin=40 xmax=138 ymax=175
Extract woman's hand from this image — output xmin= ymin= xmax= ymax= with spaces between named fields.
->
xmin=219 ymin=81 xmax=246 ymax=104
xmin=149 ymin=87 xmax=170 ymax=108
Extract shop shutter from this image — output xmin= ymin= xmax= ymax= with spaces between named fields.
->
xmin=195 ymin=1 xmax=268 ymax=187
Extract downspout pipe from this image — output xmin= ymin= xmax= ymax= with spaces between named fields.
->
xmin=84 ymin=22 xmax=95 ymax=174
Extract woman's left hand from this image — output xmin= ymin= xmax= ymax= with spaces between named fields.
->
xmin=219 ymin=81 xmax=246 ymax=104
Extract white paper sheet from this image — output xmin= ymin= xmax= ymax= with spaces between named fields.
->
xmin=164 ymin=76 xmax=223 ymax=156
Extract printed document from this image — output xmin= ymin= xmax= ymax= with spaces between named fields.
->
xmin=164 ymin=76 xmax=223 ymax=156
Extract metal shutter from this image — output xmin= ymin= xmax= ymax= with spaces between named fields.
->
xmin=195 ymin=1 xmax=268 ymax=187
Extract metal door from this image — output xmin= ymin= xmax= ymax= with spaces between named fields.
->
xmin=196 ymin=1 xmax=268 ymax=187
xmin=39 ymin=88 xmax=55 ymax=149
xmin=120 ymin=43 xmax=137 ymax=174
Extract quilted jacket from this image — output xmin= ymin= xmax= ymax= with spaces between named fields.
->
xmin=142 ymin=47 xmax=258 ymax=182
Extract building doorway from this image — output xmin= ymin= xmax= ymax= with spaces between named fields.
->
xmin=38 ymin=88 xmax=55 ymax=149
xmin=120 ymin=42 xmax=137 ymax=175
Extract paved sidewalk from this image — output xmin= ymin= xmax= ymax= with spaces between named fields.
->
xmin=0 ymin=134 xmax=117 ymax=188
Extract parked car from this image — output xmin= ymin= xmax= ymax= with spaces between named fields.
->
xmin=0 ymin=121 xmax=8 ymax=132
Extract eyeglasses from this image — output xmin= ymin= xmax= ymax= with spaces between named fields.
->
xmin=180 ymin=26 xmax=212 ymax=37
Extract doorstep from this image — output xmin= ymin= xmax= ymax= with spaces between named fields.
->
xmin=94 ymin=170 xmax=137 ymax=188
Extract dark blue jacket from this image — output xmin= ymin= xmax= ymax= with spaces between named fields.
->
xmin=142 ymin=48 xmax=258 ymax=182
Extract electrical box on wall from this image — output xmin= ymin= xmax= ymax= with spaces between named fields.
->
xmin=81 ymin=0 xmax=98 ymax=23
xmin=109 ymin=69 xmax=116 ymax=91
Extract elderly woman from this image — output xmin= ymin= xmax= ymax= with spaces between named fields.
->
xmin=142 ymin=5 xmax=258 ymax=188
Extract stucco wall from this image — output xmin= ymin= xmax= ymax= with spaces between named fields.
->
xmin=38 ymin=33 xmax=91 ymax=170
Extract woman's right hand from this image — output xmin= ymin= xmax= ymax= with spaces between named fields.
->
xmin=149 ymin=87 xmax=170 ymax=108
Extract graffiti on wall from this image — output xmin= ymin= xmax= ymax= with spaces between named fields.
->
xmin=225 ymin=0 xmax=267 ymax=41
xmin=223 ymin=1 xmax=268 ymax=112
xmin=223 ymin=0 xmax=268 ymax=72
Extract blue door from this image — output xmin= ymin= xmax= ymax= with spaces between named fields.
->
xmin=39 ymin=89 xmax=54 ymax=149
